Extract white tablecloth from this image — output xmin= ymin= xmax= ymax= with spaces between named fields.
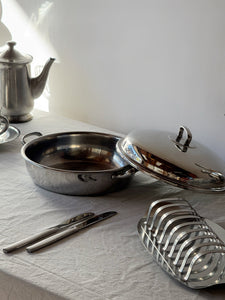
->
xmin=1 ymin=110 xmax=225 ymax=300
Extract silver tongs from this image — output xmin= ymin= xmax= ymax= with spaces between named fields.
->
xmin=3 ymin=211 xmax=117 ymax=253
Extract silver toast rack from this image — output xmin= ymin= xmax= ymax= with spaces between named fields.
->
xmin=138 ymin=198 xmax=225 ymax=289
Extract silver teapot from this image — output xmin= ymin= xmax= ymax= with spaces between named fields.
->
xmin=0 ymin=41 xmax=55 ymax=122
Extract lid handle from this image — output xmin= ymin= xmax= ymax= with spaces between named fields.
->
xmin=175 ymin=126 xmax=192 ymax=152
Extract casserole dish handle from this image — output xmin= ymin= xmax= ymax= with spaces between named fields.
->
xmin=111 ymin=165 xmax=137 ymax=179
xmin=22 ymin=132 xmax=43 ymax=145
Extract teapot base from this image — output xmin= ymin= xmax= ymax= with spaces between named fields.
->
xmin=7 ymin=113 xmax=33 ymax=123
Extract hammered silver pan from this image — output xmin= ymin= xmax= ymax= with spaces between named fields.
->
xmin=21 ymin=131 xmax=136 ymax=196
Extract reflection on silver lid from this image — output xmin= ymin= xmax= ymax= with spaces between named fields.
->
xmin=117 ymin=126 xmax=225 ymax=193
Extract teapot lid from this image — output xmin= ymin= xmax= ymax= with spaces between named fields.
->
xmin=117 ymin=126 xmax=225 ymax=193
xmin=0 ymin=41 xmax=32 ymax=64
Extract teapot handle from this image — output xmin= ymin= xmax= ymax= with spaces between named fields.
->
xmin=0 ymin=115 xmax=9 ymax=135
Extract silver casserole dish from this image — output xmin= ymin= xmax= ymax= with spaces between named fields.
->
xmin=21 ymin=131 xmax=136 ymax=196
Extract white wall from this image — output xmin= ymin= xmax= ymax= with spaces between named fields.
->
xmin=1 ymin=0 xmax=225 ymax=161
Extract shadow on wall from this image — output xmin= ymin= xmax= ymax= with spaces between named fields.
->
xmin=0 ymin=1 xmax=11 ymax=45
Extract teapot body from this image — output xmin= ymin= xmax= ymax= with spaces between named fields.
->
xmin=0 ymin=63 xmax=34 ymax=122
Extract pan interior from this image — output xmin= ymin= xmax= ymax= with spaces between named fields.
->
xmin=24 ymin=133 xmax=127 ymax=172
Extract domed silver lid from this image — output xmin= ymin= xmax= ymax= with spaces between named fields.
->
xmin=117 ymin=126 xmax=225 ymax=193
xmin=0 ymin=41 xmax=32 ymax=64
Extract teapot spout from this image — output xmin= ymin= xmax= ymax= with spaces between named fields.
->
xmin=30 ymin=57 xmax=55 ymax=99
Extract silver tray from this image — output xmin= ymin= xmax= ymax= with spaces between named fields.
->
xmin=0 ymin=126 xmax=20 ymax=144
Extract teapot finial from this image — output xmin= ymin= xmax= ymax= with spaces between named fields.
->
xmin=7 ymin=41 xmax=16 ymax=47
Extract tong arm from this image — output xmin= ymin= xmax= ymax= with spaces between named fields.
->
xmin=3 ymin=227 xmax=58 ymax=253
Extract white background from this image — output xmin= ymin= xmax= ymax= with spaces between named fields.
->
xmin=1 ymin=0 xmax=225 ymax=161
